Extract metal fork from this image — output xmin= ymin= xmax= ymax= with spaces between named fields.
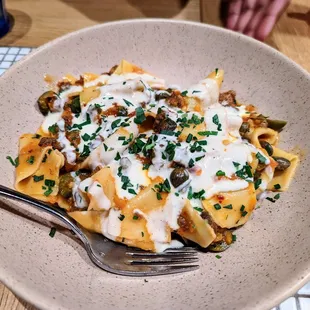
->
xmin=0 ymin=184 xmax=199 ymax=276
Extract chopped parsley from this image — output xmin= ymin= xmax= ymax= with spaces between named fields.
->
xmin=114 ymin=152 xmax=121 ymax=161
xmin=215 ymin=68 xmax=219 ymax=75
xmin=43 ymin=188 xmax=53 ymax=197
xmin=49 ymin=227 xmax=56 ymax=238
xmin=214 ymin=203 xmax=221 ymax=210
xmin=181 ymin=90 xmax=188 ymax=97
xmin=187 ymin=186 xmax=193 ymax=199
xmin=42 ymin=154 xmax=48 ymax=163
xmin=198 ymin=131 xmax=218 ymax=137
xmin=142 ymin=163 xmax=151 ymax=170
xmin=45 ymin=179 xmax=55 ymax=187
xmin=241 ymin=211 xmax=248 ymax=217
xmin=274 ymin=184 xmax=281 ymax=190
xmin=212 ymin=114 xmax=222 ymax=131
xmin=215 ymin=254 xmax=221 ymax=259
xmin=192 ymin=189 xmax=205 ymax=199
xmin=48 ymin=124 xmax=58 ymax=134
xmin=216 ymin=170 xmax=225 ymax=177
xmin=103 ymin=143 xmax=108 ymax=152
xmin=188 ymin=158 xmax=195 ymax=168
xmin=70 ymin=113 xmax=91 ymax=130
xmin=26 ymin=156 xmax=35 ymax=165
xmin=82 ymin=133 xmax=91 ymax=141
xmin=156 ymin=192 xmax=162 ymax=200
xmin=232 ymin=234 xmax=237 ymax=242
xmin=134 ymin=107 xmax=146 ymax=124
xmin=111 ymin=118 xmax=122 ymax=130
xmin=254 ymin=178 xmax=262 ymax=190
xmin=235 ymin=163 xmax=253 ymax=181
xmin=123 ymin=98 xmax=134 ymax=107
xmin=256 ymin=152 xmax=266 ymax=164
xmin=133 ymin=215 xmax=139 ymax=220
xmin=80 ymin=145 xmax=90 ymax=158
xmin=160 ymin=130 xmax=175 ymax=136
xmin=118 ymin=214 xmax=125 ymax=221
xmin=128 ymin=188 xmax=137 ymax=195
xmin=33 ymin=175 xmax=44 ymax=182
xmin=240 ymin=205 xmax=245 ymax=212
xmin=192 ymin=90 xmax=201 ymax=94
xmin=274 ymin=193 xmax=280 ymax=200
xmin=141 ymin=232 xmax=144 ymax=237
xmin=6 ymin=156 xmax=19 ymax=167
xmin=194 ymin=207 xmax=203 ymax=212
xmin=32 ymin=134 xmax=41 ymax=139
xmin=223 ymin=204 xmax=232 ymax=209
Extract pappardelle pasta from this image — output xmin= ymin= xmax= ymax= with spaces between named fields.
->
xmin=11 ymin=60 xmax=299 ymax=252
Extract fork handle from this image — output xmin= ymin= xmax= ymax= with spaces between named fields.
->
xmin=0 ymin=184 xmax=85 ymax=239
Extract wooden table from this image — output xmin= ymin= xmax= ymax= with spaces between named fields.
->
xmin=0 ymin=0 xmax=309 ymax=309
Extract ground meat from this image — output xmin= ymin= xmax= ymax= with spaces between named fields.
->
xmin=201 ymin=211 xmax=233 ymax=245
xmin=153 ymin=110 xmax=177 ymax=133
xmin=219 ymin=90 xmax=237 ymax=107
xmin=75 ymin=75 xmax=84 ymax=86
xmin=57 ymin=80 xmax=72 ymax=92
xmin=167 ymin=90 xmax=186 ymax=108
xmin=62 ymin=106 xmax=73 ymax=128
xmin=66 ymin=130 xmax=80 ymax=148
xmin=102 ymin=65 xmax=118 ymax=76
xmin=178 ymin=211 xmax=195 ymax=233
xmin=38 ymin=137 xmax=62 ymax=150
xmin=102 ymin=105 xmax=128 ymax=117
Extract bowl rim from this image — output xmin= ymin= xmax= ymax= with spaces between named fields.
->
xmin=1 ymin=18 xmax=310 ymax=310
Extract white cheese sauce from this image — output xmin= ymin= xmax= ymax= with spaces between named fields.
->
xmin=41 ymin=70 xmax=274 ymax=252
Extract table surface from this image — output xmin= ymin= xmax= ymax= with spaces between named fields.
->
xmin=0 ymin=0 xmax=309 ymax=309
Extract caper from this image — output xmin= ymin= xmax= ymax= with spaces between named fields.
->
xmin=260 ymin=140 xmax=273 ymax=156
xmin=70 ymin=96 xmax=81 ymax=113
xmin=273 ymin=156 xmax=291 ymax=171
xmin=162 ymin=118 xmax=177 ymax=132
xmin=170 ymin=167 xmax=189 ymax=188
xmin=37 ymin=91 xmax=57 ymax=116
xmin=117 ymin=106 xmax=128 ymax=117
xmin=239 ymin=122 xmax=250 ymax=136
xmin=208 ymin=241 xmax=230 ymax=252
xmin=155 ymin=90 xmax=171 ymax=101
xmin=59 ymin=173 xmax=74 ymax=198
xmin=267 ymin=119 xmax=287 ymax=132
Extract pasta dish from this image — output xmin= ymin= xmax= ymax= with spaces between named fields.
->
xmin=10 ymin=60 xmax=299 ymax=252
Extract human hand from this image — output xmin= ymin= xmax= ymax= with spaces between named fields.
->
xmin=223 ymin=0 xmax=291 ymax=41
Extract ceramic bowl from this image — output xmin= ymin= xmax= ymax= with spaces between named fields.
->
xmin=0 ymin=19 xmax=309 ymax=310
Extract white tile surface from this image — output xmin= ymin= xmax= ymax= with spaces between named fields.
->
xmin=15 ymin=55 xmax=24 ymax=61
xmin=20 ymin=47 xmax=31 ymax=55
xmin=0 ymin=47 xmax=8 ymax=54
xmin=4 ymin=54 xmax=15 ymax=61
xmin=299 ymin=281 xmax=310 ymax=295
xmin=279 ymin=297 xmax=297 ymax=310
xmin=299 ymin=297 xmax=310 ymax=309
xmin=8 ymin=47 xmax=20 ymax=54
xmin=0 ymin=61 xmax=12 ymax=69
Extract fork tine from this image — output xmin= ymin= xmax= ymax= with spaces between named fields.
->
xmin=126 ymin=252 xmax=198 ymax=260
xmin=128 ymin=257 xmax=199 ymax=265
xmin=127 ymin=247 xmax=197 ymax=256
xmin=145 ymin=264 xmax=200 ymax=275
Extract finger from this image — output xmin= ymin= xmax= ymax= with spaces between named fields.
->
xmin=244 ymin=0 xmax=269 ymax=34
xmin=235 ymin=0 xmax=257 ymax=32
xmin=226 ymin=0 xmax=243 ymax=29
xmin=255 ymin=0 xmax=291 ymax=40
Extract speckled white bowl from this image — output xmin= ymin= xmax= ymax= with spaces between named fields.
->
xmin=0 ymin=19 xmax=309 ymax=310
